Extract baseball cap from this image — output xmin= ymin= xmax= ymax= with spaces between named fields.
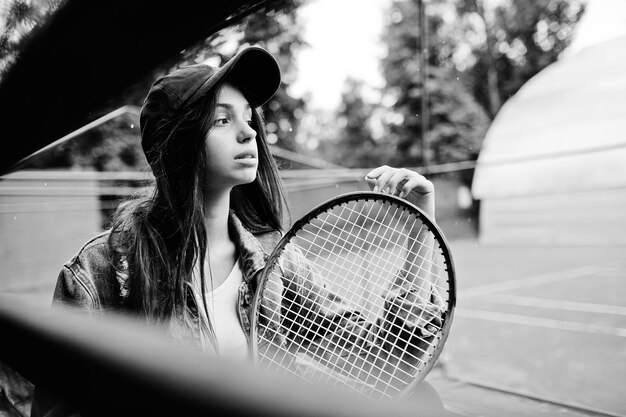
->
xmin=140 ymin=45 xmax=282 ymax=159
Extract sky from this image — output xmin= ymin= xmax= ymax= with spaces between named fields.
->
xmin=290 ymin=0 xmax=626 ymax=111
xmin=566 ymin=0 xmax=626 ymax=55
xmin=289 ymin=0 xmax=391 ymax=110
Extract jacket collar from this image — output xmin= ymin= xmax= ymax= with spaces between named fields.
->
xmin=228 ymin=211 xmax=274 ymax=283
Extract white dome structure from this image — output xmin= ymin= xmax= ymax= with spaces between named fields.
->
xmin=471 ymin=35 xmax=626 ymax=245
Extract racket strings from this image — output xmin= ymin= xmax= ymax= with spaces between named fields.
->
xmin=302 ymin=201 xmax=448 ymax=293
xmin=308 ymin=203 xmax=443 ymax=322
xmin=298 ymin=204 xmax=449 ymax=297
xmin=258 ymin=259 xmax=439 ymax=386
xmin=299 ymin=198 xmax=383 ymax=261
xmin=303 ymin=200 xmax=403 ymax=269
xmin=255 ymin=199 xmax=451 ymax=398
xmin=258 ymin=271 xmax=439 ymax=398
xmin=263 ymin=256 xmax=442 ymax=360
xmin=258 ymin=284 xmax=428 ymax=398
xmin=301 ymin=200 xmax=402 ymax=300
xmin=274 ymin=208 xmax=444 ymax=344
xmin=257 ymin=293 xmax=439 ymax=396
xmin=260 ymin=265 xmax=439 ymax=362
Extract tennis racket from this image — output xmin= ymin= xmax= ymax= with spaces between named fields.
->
xmin=250 ymin=191 xmax=455 ymax=399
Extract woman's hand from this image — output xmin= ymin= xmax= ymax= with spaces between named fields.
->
xmin=365 ymin=165 xmax=435 ymax=219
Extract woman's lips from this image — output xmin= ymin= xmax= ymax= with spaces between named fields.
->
xmin=235 ymin=152 xmax=257 ymax=160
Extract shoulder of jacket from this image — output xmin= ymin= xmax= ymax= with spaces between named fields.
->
xmin=55 ymin=230 xmax=116 ymax=309
xmin=66 ymin=230 xmax=112 ymax=266
xmin=251 ymin=228 xmax=284 ymax=254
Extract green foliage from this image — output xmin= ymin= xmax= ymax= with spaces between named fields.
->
xmin=67 ymin=117 xmax=146 ymax=172
xmin=383 ymin=69 xmax=490 ymax=167
xmin=427 ymin=69 xmax=489 ymax=163
xmin=28 ymin=113 xmax=148 ymax=171
xmin=444 ymin=0 xmax=585 ymax=116
xmin=0 ymin=0 xmax=64 ymax=78
xmin=329 ymin=0 xmax=585 ymax=169
xmin=378 ymin=0 xmax=490 ymax=168
xmin=325 ymin=78 xmax=390 ymax=168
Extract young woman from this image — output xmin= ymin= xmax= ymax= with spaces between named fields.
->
xmin=34 ymin=46 xmax=443 ymax=414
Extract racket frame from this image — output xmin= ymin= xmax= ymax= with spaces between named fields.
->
xmin=249 ymin=191 xmax=456 ymax=398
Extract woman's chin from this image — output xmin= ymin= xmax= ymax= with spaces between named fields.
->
xmin=234 ymin=171 xmax=258 ymax=186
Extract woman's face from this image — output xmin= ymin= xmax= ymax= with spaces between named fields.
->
xmin=204 ymin=84 xmax=259 ymax=189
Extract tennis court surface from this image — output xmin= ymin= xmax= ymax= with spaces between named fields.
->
xmin=426 ymin=240 xmax=626 ymax=417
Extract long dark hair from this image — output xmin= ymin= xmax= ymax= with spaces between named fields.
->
xmin=109 ymin=79 xmax=287 ymax=323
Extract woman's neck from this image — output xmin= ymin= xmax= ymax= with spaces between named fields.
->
xmin=202 ymin=186 xmax=238 ymax=289
xmin=203 ymin=187 xmax=232 ymax=246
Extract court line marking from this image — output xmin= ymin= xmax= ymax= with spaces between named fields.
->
xmin=461 ymin=265 xmax=606 ymax=298
xmin=455 ymin=308 xmax=626 ymax=338
xmin=446 ymin=374 xmax=626 ymax=417
xmin=474 ymin=294 xmax=626 ymax=316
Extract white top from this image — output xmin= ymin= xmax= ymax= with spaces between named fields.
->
xmin=204 ymin=260 xmax=249 ymax=360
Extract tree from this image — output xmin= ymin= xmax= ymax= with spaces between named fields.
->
xmin=320 ymin=78 xmax=392 ymax=168
xmin=379 ymin=0 xmax=490 ymax=168
xmin=0 ymin=0 xmax=63 ymax=78
xmin=442 ymin=0 xmax=585 ymax=117
xmin=373 ymin=0 xmax=584 ymax=170
xmin=27 ymin=114 xmax=146 ymax=171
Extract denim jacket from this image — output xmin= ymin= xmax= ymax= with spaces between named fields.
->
xmin=51 ymin=212 xmax=284 ymax=352
xmin=50 ymin=210 xmax=445 ymax=398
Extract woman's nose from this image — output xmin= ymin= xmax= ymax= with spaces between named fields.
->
xmin=237 ymin=122 xmax=257 ymax=143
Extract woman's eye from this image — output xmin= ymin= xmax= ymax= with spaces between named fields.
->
xmin=246 ymin=120 xmax=253 ymax=126
xmin=213 ymin=117 xmax=229 ymax=126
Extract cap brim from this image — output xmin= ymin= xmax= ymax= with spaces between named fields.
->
xmin=190 ymin=46 xmax=282 ymax=108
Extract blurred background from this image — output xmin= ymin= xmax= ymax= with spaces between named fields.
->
xmin=1 ymin=0 xmax=625 ymax=415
